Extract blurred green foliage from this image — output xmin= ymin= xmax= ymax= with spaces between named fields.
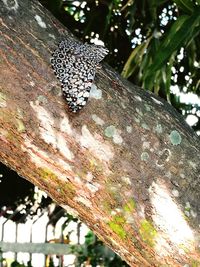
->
xmin=73 ymin=231 xmax=129 ymax=266
xmin=10 ymin=260 xmax=32 ymax=267
xmin=40 ymin=0 xmax=200 ymax=131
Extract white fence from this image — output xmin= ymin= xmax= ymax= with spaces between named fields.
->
xmin=0 ymin=210 xmax=88 ymax=267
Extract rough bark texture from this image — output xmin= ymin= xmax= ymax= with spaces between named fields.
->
xmin=1 ymin=0 xmax=200 ymax=266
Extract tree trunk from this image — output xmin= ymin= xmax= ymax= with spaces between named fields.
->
xmin=1 ymin=0 xmax=200 ymax=266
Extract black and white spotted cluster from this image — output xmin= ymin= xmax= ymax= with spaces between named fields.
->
xmin=51 ymin=39 xmax=109 ymax=113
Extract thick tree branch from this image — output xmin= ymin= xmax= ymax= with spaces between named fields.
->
xmin=1 ymin=0 xmax=200 ymax=266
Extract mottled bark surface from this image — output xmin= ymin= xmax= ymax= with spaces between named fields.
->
xmin=1 ymin=0 xmax=200 ymax=266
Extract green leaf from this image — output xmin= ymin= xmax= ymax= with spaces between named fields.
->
xmin=121 ymin=36 xmax=152 ymax=78
xmin=173 ymin=0 xmax=195 ymax=13
xmin=147 ymin=9 xmax=200 ymax=76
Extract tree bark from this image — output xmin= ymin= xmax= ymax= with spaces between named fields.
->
xmin=1 ymin=0 xmax=200 ymax=266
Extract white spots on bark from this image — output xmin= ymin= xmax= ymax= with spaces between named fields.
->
xmin=190 ymin=210 xmax=197 ymax=218
xmin=144 ymin=104 xmax=151 ymax=112
xmin=184 ymin=202 xmax=197 ymax=218
xmin=151 ymin=96 xmax=163 ymax=105
xmin=86 ymin=172 xmax=94 ymax=182
xmin=135 ymin=107 xmax=143 ymax=116
xmin=165 ymin=171 xmax=172 ymax=179
xmin=91 ymin=114 xmax=105 ymax=126
xmin=34 ymin=15 xmax=47 ymax=29
xmin=184 ymin=202 xmax=191 ymax=217
xmin=134 ymin=117 xmax=140 ymax=124
xmin=56 ymin=133 xmax=74 ymax=160
xmin=30 ymin=102 xmax=74 ymax=161
xmin=22 ymin=137 xmax=72 ymax=175
xmin=74 ymin=176 xmax=100 ymax=209
xmin=110 ymin=210 xmax=117 ymax=216
xmin=80 ymin=125 xmax=114 ymax=162
xmin=16 ymin=118 xmax=26 ymax=133
xmin=49 ymin=33 xmax=56 ymax=39
xmin=0 ymin=129 xmax=8 ymax=140
xmin=90 ymin=84 xmax=102 ymax=99
xmin=149 ymin=181 xmax=195 ymax=256
xmin=111 ymin=208 xmax=122 ymax=216
xmin=31 ymin=103 xmax=56 ymax=144
xmin=113 ymin=134 xmax=123 ymax=144
xmin=109 ymin=186 xmax=118 ymax=193
xmin=172 ymin=189 xmax=179 ymax=197
xmin=0 ymin=92 xmax=7 ymax=108
xmin=134 ymin=95 xmax=142 ymax=101
xmin=36 ymin=95 xmax=48 ymax=105
xmin=154 ymin=123 xmax=163 ymax=134
xmin=60 ymin=116 xmax=73 ymax=136
xmin=121 ymin=176 xmax=132 ymax=185
xmin=2 ymin=0 xmax=19 ymax=11
xmin=141 ymin=122 xmax=150 ymax=130
xmin=30 ymin=81 xmax=35 ymax=87
xmin=86 ymin=174 xmax=101 ymax=192
xmin=126 ymin=126 xmax=132 ymax=133
xmin=180 ymin=173 xmax=185 ymax=179
xmin=74 ymin=176 xmax=82 ymax=184
xmin=104 ymin=125 xmax=123 ymax=144
xmin=74 ymin=196 xmax=92 ymax=208
xmin=124 ymin=213 xmax=135 ymax=224
xmin=142 ymin=141 xmax=150 ymax=149
xmin=188 ymin=161 xmax=197 ymax=169
xmin=120 ymin=102 xmax=127 ymax=109
xmin=141 ymin=151 xmax=149 ymax=161
xmin=86 ymin=182 xmax=101 ymax=194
